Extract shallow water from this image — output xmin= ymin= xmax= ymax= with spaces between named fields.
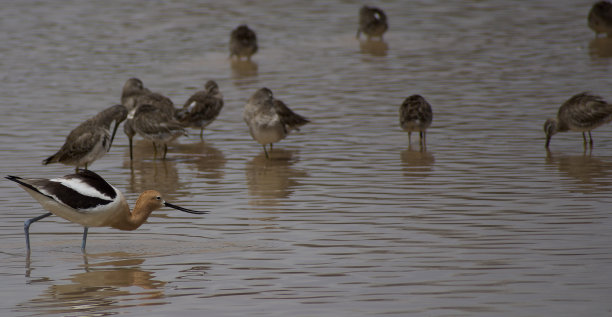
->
xmin=1 ymin=1 xmax=612 ymax=316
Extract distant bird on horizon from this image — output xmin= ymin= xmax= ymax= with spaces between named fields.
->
xmin=544 ymin=92 xmax=612 ymax=148
xmin=243 ymin=88 xmax=309 ymax=159
xmin=588 ymin=1 xmax=612 ymax=37
xmin=357 ymin=5 xmax=388 ymax=40
xmin=230 ymin=25 xmax=258 ymax=60
xmin=43 ymin=104 xmax=128 ymax=171
xmin=399 ymin=95 xmax=433 ymax=148
xmin=120 ymin=78 xmax=178 ymax=160
xmin=176 ymin=80 xmax=224 ymax=139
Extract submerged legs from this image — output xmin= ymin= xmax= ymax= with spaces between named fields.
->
xmin=24 ymin=213 xmax=52 ymax=251
xmin=582 ymin=131 xmax=594 ymax=149
xmin=81 ymin=227 xmax=89 ymax=252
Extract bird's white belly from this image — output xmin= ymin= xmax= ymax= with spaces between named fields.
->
xmin=250 ymin=123 xmax=285 ymax=145
xmin=28 ymin=188 xmax=124 ymax=227
xmin=78 ymin=135 xmax=109 ymax=166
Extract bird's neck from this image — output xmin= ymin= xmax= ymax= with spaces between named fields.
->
xmin=110 ymin=197 xmax=155 ymax=231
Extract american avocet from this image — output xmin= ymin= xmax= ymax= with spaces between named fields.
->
xmin=400 ymin=95 xmax=433 ymax=148
xmin=176 ymin=80 xmax=224 ymax=139
xmin=6 ymin=169 xmax=207 ymax=252
xmin=357 ymin=5 xmax=388 ymax=40
xmin=243 ymin=88 xmax=309 ymax=159
xmin=230 ymin=25 xmax=258 ymax=61
xmin=544 ymin=92 xmax=612 ymax=148
xmin=132 ymin=104 xmax=186 ymax=160
xmin=43 ymin=104 xmax=128 ymax=171
xmin=588 ymin=1 xmax=612 ymax=37
xmin=120 ymin=78 xmax=177 ymax=160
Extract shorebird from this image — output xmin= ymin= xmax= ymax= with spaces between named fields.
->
xmin=243 ymin=88 xmax=309 ymax=159
xmin=132 ymin=104 xmax=187 ymax=160
xmin=588 ymin=1 xmax=612 ymax=37
xmin=357 ymin=5 xmax=388 ymax=40
xmin=399 ymin=95 xmax=433 ymax=147
xmin=43 ymin=104 xmax=128 ymax=171
xmin=120 ymin=78 xmax=177 ymax=160
xmin=176 ymin=80 xmax=224 ymax=139
xmin=230 ymin=25 xmax=258 ymax=60
xmin=544 ymin=92 xmax=612 ymax=148
xmin=6 ymin=169 xmax=207 ymax=252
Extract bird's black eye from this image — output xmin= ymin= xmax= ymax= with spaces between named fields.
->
xmin=156 ymin=196 xmax=161 ymax=200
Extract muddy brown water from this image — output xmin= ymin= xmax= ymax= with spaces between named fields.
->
xmin=1 ymin=1 xmax=612 ymax=316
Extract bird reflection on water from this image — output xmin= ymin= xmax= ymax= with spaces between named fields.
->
xmin=545 ymin=149 xmax=612 ymax=192
xmin=21 ymin=256 xmax=166 ymax=316
xmin=245 ymin=149 xmax=309 ymax=206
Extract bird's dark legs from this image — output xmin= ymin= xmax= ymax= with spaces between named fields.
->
xmin=582 ymin=132 xmax=594 ymax=149
xmin=420 ymin=131 xmax=427 ymax=151
xmin=152 ymin=142 xmax=158 ymax=158
xmin=408 ymin=131 xmax=412 ymax=146
xmin=24 ymin=212 xmax=52 ymax=251
xmin=262 ymin=145 xmax=269 ymax=159
xmin=128 ymin=137 xmax=134 ymax=160
xmin=163 ymin=144 xmax=168 ymax=160
xmin=200 ymin=128 xmax=204 ymax=140
xmin=81 ymin=227 xmax=88 ymax=252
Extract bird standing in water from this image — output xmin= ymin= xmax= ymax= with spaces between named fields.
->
xmin=43 ymin=104 xmax=128 ymax=171
xmin=132 ymin=104 xmax=186 ymax=160
xmin=120 ymin=78 xmax=178 ymax=160
xmin=176 ymin=80 xmax=224 ymax=139
xmin=6 ymin=169 xmax=207 ymax=253
xmin=230 ymin=25 xmax=258 ymax=60
xmin=357 ymin=5 xmax=388 ymax=40
xmin=243 ymin=88 xmax=309 ymax=159
xmin=544 ymin=92 xmax=612 ymax=148
xmin=399 ymin=95 xmax=433 ymax=148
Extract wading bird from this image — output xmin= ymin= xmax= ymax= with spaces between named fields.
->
xmin=43 ymin=104 xmax=128 ymax=171
xmin=6 ymin=169 xmax=207 ymax=253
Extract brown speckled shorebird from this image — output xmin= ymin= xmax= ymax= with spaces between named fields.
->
xmin=243 ymin=88 xmax=309 ymax=159
xmin=544 ymin=92 xmax=612 ymax=148
xmin=588 ymin=1 xmax=612 ymax=37
xmin=399 ymin=95 xmax=433 ymax=148
xmin=357 ymin=5 xmax=388 ymax=40
xmin=230 ymin=25 xmax=258 ymax=60
xmin=176 ymin=80 xmax=224 ymax=139
xmin=43 ymin=104 xmax=128 ymax=171
xmin=132 ymin=104 xmax=186 ymax=160
xmin=120 ymin=78 xmax=177 ymax=160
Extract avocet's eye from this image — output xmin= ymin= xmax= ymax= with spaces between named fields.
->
xmin=156 ymin=196 xmax=161 ymax=200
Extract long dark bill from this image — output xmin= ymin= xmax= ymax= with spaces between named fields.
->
xmin=109 ymin=121 xmax=121 ymax=150
xmin=165 ymin=202 xmax=209 ymax=214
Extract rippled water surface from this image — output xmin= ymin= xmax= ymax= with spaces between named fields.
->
xmin=2 ymin=1 xmax=612 ymax=316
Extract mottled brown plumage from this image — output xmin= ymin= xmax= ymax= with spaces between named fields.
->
xmin=544 ymin=92 xmax=612 ymax=148
xmin=120 ymin=78 xmax=177 ymax=160
xmin=177 ymin=80 xmax=224 ymax=139
xmin=243 ymin=88 xmax=309 ymax=159
xmin=230 ymin=25 xmax=258 ymax=60
xmin=132 ymin=104 xmax=186 ymax=160
xmin=399 ymin=95 xmax=433 ymax=147
xmin=357 ymin=5 xmax=388 ymax=40
xmin=43 ymin=105 xmax=128 ymax=171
